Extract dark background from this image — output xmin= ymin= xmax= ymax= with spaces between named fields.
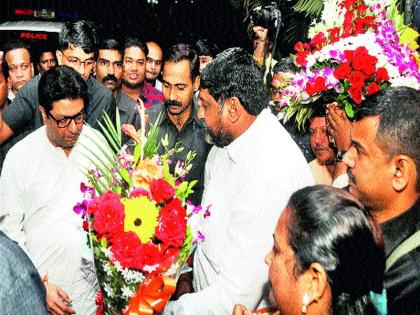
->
xmin=0 ymin=0 xmax=252 ymax=53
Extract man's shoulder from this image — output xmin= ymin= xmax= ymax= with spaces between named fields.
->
xmin=6 ymin=127 xmax=44 ymax=157
xmin=88 ymin=77 xmax=113 ymax=100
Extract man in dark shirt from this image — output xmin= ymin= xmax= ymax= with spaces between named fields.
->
xmin=344 ymin=87 xmax=420 ymax=315
xmin=0 ymin=21 xmax=115 ymax=170
xmin=145 ymin=43 xmax=211 ymax=205
xmin=0 ymin=231 xmax=48 ymax=314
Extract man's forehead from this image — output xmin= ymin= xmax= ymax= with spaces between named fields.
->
xmin=5 ymin=48 xmax=31 ymax=60
xmin=98 ymin=49 xmax=122 ymax=61
xmin=63 ymin=46 xmax=94 ymax=59
xmin=352 ymin=116 xmax=380 ymax=144
xmin=124 ymin=46 xmax=146 ymax=58
xmin=309 ymin=116 xmax=327 ymax=129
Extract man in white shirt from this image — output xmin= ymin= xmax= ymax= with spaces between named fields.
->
xmin=163 ymin=47 xmax=314 ymax=314
xmin=0 ymin=66 xmax=102 ymax=315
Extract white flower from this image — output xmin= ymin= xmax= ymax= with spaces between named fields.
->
xmin=143 ymin=264 xmax=159 ymax=273
xmin=103 ymin=261 xmax=113 ymax=277
xmin=103 ymin=283 xmax=114 ymax=298
xmin=121 ymin=286 xmax=135 ymax=299
xmin=121 ymin=268 xmax=146 ymax=284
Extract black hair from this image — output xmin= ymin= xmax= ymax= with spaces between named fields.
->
xmin=38 ymin=65 xmax=87 ymax=113
xmin=249 ymin=2 xmax=282 ymax=42
xmin=355 ymin=86 xmax=420 ymax=191
xmin=2 ymin=39 xmax=32 ymax=75
xmin=200 ymin=47 xmax=268 ymax=115
xmin=272 ymin=57 xmax=298 ymax=74
xmin=58 ymin=20 xmax=99 ymax=54
xmin=287 ymin=185 xmax=385 ymax=315
xmin=123 ymin=37 xmax=148 ymax=57
xmin=97 ymin=38 xmax=123 ymax=57
xmin=165 ymin=43 xmax=199 ymax=81
xmin=194 ymin=39 xmax=220 ymax=58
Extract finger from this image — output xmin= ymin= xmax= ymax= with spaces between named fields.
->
xmin=52 ymin=299 xmax=76 ymax=315
xmin=56 ymin=287 xmax=72 ymax=304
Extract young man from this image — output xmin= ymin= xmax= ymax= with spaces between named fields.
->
xmin=344 ymin=87 xmax=420 ymax=315
xmin=145 ymin=41 xmax=163 ymax=91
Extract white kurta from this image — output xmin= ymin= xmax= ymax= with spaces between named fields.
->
xmin=163 ymin=108 xmax=315 ymax=314
xmin=0 ymin=125 xmax=103 ymax=315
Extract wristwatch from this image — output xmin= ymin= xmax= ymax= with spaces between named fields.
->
xmin=336 ymin=150 xmax=347 ymax=162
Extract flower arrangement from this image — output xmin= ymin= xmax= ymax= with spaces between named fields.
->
xmin=74 ymin=101 xmax=208 ymax=315
xmin=274 ymin=0 xmax=420 ymax=128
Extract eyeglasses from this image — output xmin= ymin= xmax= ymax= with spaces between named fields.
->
xmin=61 ymin=52 xmax=96 ymax=68
xmin=47 ymin=110 xmax=84 ymax=128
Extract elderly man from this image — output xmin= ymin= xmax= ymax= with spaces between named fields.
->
xmin=0 ymin=66 xmax=103 ymax=315
xmin=163 ymin=48 xmax=313 ymax=314
xmin=344 ymin=87 xmax=420 ymax=315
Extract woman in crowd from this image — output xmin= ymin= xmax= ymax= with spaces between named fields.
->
xmin=233 ymin=185 xmax=385 ymax=315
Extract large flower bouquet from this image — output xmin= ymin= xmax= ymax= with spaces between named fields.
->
xmin=74 ymin=102 xmax=208 ymax=314
xmin=274 ymin=0 xmax=420 ymax=128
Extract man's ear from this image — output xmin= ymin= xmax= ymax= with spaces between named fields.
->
xmin=31 ymin=63 xmax=34 ymax=77
xmin=193 ymin=76 xmax=200 ymax=92
xmin=225 ymin=97 xmax=241 ymax=123
xmin=56 ymin=50 xmax=63 ymax=65
xmin=39 ymin=106 xmax=47 ymax=125
xmin=390 ymin=155 xmax=413 ymax=192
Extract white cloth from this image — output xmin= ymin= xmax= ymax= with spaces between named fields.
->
xmin=308 ymin=159 xmax=333 ymax=185
xmin=154 ymin=78 xmax=163 ymax=92
xmin=163 ymin=108 xmax=314 ymax=314
xmin=0 ymin=125 xmax=104 ymax=315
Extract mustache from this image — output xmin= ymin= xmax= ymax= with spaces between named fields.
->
xmin=165 ymin=100 xmax=182 ymax=107
xmin=102 ymin=74 xmax=118 ymax=83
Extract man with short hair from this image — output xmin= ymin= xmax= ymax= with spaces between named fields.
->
xmin=2 ymin=39 xmax=34 ymax=101
xmin=343 ymin=86 xmax=420 ymax=315
xmin=146 ymin=43 xmax=210 ymax=205
xmin=121 ymin=38 xmax=163 ymax=108
xmin=145 ymin=41 xmax=163 ymax=91
xmin=36 ymin=49 xmax=56 ymax=74
xmin=0 ymin=20 xmax=115 ymax=170
xmin=193 ymin=39 xmax=219 ymax=73
xmin=308 ymin=108 xmax=336 ymax=185
xmin=95 ymin=38 xmax=123 ymax=96
xmin=163 ymin=48 xmax=313 ymax=314
xmin=0 ymin=66 xmax=102 ymax=315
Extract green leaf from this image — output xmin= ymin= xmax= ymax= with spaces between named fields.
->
xmin=133 ymin=143 xmax=142 ymax=164
xmin=100 ymin=237 xmax=108 ymax=248
xmin=343 ymin=101 xmax=355 ymax=118
xmin=293 ymin=0 xmax=323 ymax=17
xmin=178 ymin=225 xmax=193 ymax=264
xmin=119 ymin=168 xmax=131 ymax=185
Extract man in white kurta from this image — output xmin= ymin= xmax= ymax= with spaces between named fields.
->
xmin=0 ymin=66 xmax=105 ymax=315
xmin=163 ymin=48 xmax=314 ymax=314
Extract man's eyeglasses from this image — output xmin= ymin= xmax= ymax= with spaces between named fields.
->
xmin=47 ymin=110 xmax=84 ymax=128
xmin=61 ymin=52 xmax=96 ymax=68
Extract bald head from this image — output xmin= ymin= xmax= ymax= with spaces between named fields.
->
xmin=145 ymin=41 xmax=163 ymax=82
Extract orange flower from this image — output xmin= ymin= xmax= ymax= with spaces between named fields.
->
xmin=131 ymin=157 xmax=164 ymax=189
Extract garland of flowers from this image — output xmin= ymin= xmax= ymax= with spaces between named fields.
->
xmin=275 ymin=0 xmax=420 ymax=128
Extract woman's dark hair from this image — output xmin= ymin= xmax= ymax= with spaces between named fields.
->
xmin=38 ymin=65 xmax=87 ymax=113
xmin=287 ymin=185 xmax=385 ymax=315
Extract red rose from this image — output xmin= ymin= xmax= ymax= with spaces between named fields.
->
xmin=348 ymin=86 xmax=363 ymax=104
xmin=328 ymin=27 xmax=341 ymax=43
xmin=343 ymin=12 xmax=355 ymax=36
xmin=160 ymin=247 xmax=180 ymax=271
xmin=354 ymin=17 xmax=365 ymax=35
xmin=363 ymin=16 xmax=375 ymax=28
xmin=88 ymin=191 xmax=124 ymax=236
xmin=344 ymin=50 xmax=355 ymax=63
xmin=135 ymin=243 xmax=165 ymax=273
xmin=365 ymin=82 xmax=381 ymax=95
xmin=310 ymin=32 xmax=327 ymax=50
xmin=348 ymin=71 xmax=365 ymax=88
xmin=294 ymin=41 xmax=305 ymax=52
xmin=150 ymin=179 xmax=176 ymax=204
xmin=155 ymin=198 xmax=187 ymax=248
xmin=375 ymin=67 xmax=390 ymax=82
xmin=111 ymin=231 xmax=143 ymax=269
xmin=295 ymin=51 xmax=309 ymax=67
xmin=341 ymin=0 xmax=357 ymax=11
xmin=334 ymin=62 xmax=352 ymax=80
xmin=357 ymin=4 xmax=368 ymax=16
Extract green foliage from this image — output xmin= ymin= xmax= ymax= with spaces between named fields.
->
xmin=293 ymin=0 xmax=324 ymax=17
xmin=178 ymin=225 xmax=193 ymax=264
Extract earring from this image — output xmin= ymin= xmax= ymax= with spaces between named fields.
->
xmin=301 ymin=292 xmax=310 ymax=314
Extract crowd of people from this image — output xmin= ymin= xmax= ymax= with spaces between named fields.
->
xmin=0 ymin=9 xmax=418 ymax=315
